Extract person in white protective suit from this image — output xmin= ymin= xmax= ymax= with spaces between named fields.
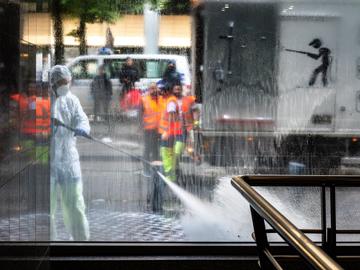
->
xmin=50 ymin=65 xmax=90 ymax=241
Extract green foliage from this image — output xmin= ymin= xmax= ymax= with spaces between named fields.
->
xmin=109 ymin=0 xmax=146 ymax=15
xmin=61 ymin=0 xmax=149 ymax=39
xmin=58 ymin=0 xmax=190 ymax=25
xmin=66 ymin=29 xmax=80 ymax=39
xmin=149 ymin=0 xmax=191 ymax=14
xmin=50 ymin=0 xmax=191 ymax=56
xmin=61 ymin=0 xmax=120 ymax=24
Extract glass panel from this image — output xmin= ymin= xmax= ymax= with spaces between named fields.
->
xmin=257 ymin=186 xmax=322 ymax=242
xmin=0 ymin=1 xmax=51 ymax=242
xmin=1 ymin=0 xmax=360 ymax=245
xmin=336 ymin=187 xmax=360 ymax=242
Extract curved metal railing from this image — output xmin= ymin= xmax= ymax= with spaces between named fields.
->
xmin=232 ymin=175 xmax=344 ymax=270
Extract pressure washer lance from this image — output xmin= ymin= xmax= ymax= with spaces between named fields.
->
xmin=52 ymin=117 xmax=160 ymax=173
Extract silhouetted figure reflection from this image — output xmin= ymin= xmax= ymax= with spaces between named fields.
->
xmin=285 ymin=38 xmax=331 ymax=87
xmin=307 ymin=38 xmax=331 ymax=87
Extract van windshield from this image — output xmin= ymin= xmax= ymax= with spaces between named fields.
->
xmin=104 ymin=59 xmax=170 ymax=79
xmin=70 ymin=59 xmax=98 ymax=79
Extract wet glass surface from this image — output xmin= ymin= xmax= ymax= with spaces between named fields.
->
xmin=0 ymin=0 xmax=360 ymax=243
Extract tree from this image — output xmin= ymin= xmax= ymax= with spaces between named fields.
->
xmin=63 ymin=0 xmax=146 ymax=55
xmin=149 ymin=0 xmax=191 ymax=14
xmin=50 ymin=0 xmax=65 ymax=64
xmin=50 ymin=0 xmax=191 ymax=59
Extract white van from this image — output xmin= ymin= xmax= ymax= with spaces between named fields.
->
xmin=66 ymin=54 xmax=191 ymax=116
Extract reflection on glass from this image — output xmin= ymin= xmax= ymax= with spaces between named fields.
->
xmin=1 ymin=0 xmax=360 ymax=243
xmin=0 ymin=1 xmax=51 ymax=241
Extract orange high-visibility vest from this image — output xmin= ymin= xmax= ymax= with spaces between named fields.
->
xmin=11 ymin=94 xmax=50 ymax=136
xmin=158 ymin=95 xmax=182 ymax=136
xmin=142 ymin=95 xmax=161 ymax=130
xmin=20 ymin=95 xmax=37 ymax=135
xmin=179 ymin=95 xmax=196 ymax=132
xmin=35 ymin=97 xmax=51 ymax=136
xmin=10 ymin=93 xmax=28 ymax=113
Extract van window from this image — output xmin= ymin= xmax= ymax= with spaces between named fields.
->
xmin=104 ymin=59 xmax=146 ymax=79
xmin=104 ymin=59 xmax=170 ymax=79
xmin=145 ymin=60 xmax=169 ymax=78
xmin=104 ymin=59 xmax=125 ymax=79
xmin=70 ymin=59 xmax=98 ymax=79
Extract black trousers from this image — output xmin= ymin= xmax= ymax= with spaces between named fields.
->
xmin=143 ymin=129 xmax=160 ymax=169
xmin=94 ymin=97 xmax=110 ymax=119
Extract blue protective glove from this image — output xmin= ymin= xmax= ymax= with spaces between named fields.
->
xmin=74 ymin=128 xmax=88 ymax=138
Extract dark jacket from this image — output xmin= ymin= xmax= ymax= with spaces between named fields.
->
xmin=91 ymin=74 xmax=112 ymax=99
xmin=119 ymin=64 xmax=139 ymax=91
xmin=162 ymin=67 xmax=182 ymax=90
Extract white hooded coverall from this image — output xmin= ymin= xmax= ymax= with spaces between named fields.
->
xmin=50 ymin=65 xmax=90 ymax=241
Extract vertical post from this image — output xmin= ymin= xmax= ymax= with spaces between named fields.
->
xmin=250 ymin=207 xmax=273 ymax=269
xmin=219 ymin=21 xmax=235 ymax=76
xmin=321 ymin=185 xmax=327 ymax=249
xmin=150 ymin=165 xmax=164 ymax=213
xmin=144 ymin=3 xmax=159 ymax=54
xmin=329 ymin=185 xmax=337 ymax=258
xmin=226 ymin=21 xmax=234 ymax=75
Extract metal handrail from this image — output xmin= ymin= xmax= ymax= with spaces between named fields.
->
xmin=232 ymin=176 xmax=344 ymax=270
xmin=240 ymin=175 xmax=360 ymax=186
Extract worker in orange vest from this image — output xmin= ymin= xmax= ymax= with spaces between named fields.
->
xmin=178 ymin=95 xmax=198 ymax=133
xmin=10 ymin=85 xmax=36 ymax=152
xmin=175 ymin=90 xmax=201 ymax=164
xmin=10 ymin=83 xmax=51 ymax=163
xmin=18 ymin=84 xmax=51 ymax=139
xmin=140 ymin=82 xmax=162 ymax=176
xmin=158 ymin=82 xmax=184 ymax=181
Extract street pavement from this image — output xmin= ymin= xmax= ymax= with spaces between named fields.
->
xmin=64 ymin=120 xmax=210 ymax=241
xmin=0 ymin=211 xmax=185 ymax=241
xmin=69 ymin=120 xmax=232 ymax=241
xmin=78 ymin=120 xmax=223 ymax=209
